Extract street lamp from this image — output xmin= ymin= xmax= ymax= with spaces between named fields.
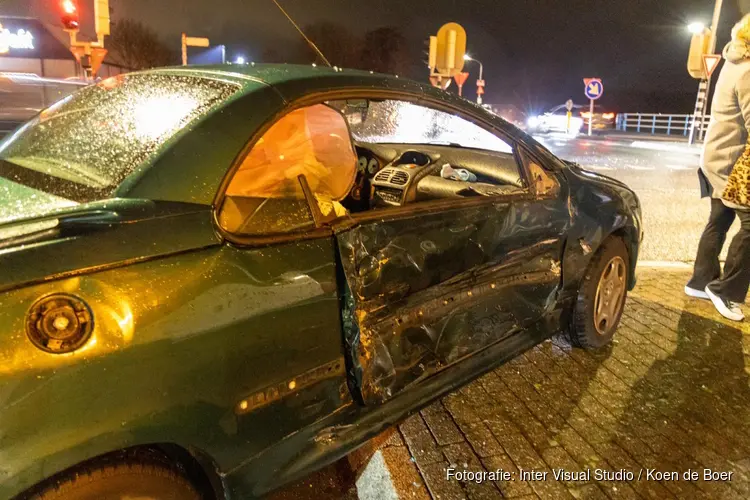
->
xmin=463 ymin=54 xmax=484 ymax=105
xmin=688 ymin=22 xmax=707 ymax=35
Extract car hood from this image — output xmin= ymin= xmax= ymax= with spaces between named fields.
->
xmin=0 ymin=177 xmax=79 ymax=226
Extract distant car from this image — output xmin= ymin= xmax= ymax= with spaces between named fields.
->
xmin=0 ymin=73 xmax=86 ymax=137
xmin=0 ymin=65 xmax=641 ymax=500
xmin=481 ymin=103 xmax=525 ymax=129
xmin=528 ymin=103 xmax=616 ymax=134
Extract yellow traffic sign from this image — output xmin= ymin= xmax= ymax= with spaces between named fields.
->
xmin=687 ymin=30 xmax=711 ymax=79
xmin=435 ymin=23 xmax=466 ymax=76
xmin=185 ymin=36 xmax=210 ymax=47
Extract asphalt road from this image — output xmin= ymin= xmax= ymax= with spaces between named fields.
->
xmin=537 ymin=133 xmax=734 ymax=263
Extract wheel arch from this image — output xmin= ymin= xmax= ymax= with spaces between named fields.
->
xmin=606 ymin=224 xmax=638 ymax=290
xmin=562 ymin=220 xmax=639 ymax=299
xmin=13 ymin=442 xmax=224 ymax=500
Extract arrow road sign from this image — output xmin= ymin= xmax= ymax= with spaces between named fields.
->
xmin=703 ymin=54 xmax=721 ymax=79
xmin=584 ymin=78 xmax=603 ymax=100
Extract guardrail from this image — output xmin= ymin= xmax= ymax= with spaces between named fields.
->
xmin=616 ymin=113 xmax=709 ymax=136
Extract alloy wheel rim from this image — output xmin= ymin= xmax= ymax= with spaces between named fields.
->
xmin=593 ymin=256 xmax=626 ymax=336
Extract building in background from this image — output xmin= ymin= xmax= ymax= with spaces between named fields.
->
xmin=0 ymin=16 xmax=124 ymax=79
xmin=0 ymin=16 xmax=129 ymax=135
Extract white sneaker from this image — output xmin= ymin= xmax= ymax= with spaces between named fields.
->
xmin=705 ymin=286 xmax=745 ymax=321
xmin=684 ymin=285 xmax=709 ymax=299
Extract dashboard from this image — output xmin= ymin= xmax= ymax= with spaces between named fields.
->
xmin=346 ymin=143 xmax=525 ymax=212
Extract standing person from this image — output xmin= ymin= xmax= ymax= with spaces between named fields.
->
xmin=686 ymin=14 xmax=750 ymax=321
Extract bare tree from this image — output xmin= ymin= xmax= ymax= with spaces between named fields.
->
xmin=106 ymin=19 xmax=178 ymax=70
xmin=294 ymin=22 xmax=361 ymax=68
xmin=359 ymin=27 xmax=410 ymax=75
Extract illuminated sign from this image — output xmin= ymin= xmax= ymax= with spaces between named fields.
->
xmin=0 ymin=24 xmax=34 ymax=54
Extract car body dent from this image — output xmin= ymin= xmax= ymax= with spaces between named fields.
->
xmin=335 ymin=175 xmax=571 ymax=404
xmin=561 ymin=163 xmax=641 ymax=292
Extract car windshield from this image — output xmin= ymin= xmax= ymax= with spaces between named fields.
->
xmin=0 ymin=73 xmax=240 ymax=205
xmin=343 ymin=99 xmax=512 ymax=153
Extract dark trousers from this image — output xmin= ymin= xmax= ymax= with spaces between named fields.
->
xmin=689 ymin=198 xmax=750 ymax=303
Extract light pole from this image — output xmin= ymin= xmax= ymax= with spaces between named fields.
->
xmin=463 ymin=54 xmax=484 ymax=105
xmin=686 ymin=0 xmax=724 ymax=144
xmin=709 ymin=0 xmax=724 ymax=53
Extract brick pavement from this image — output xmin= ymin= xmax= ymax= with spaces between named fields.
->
xmin=388 ymin=268 xmax=750 ymax=499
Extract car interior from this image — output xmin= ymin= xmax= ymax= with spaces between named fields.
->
xmin=219 ymin=99 xmax=530 ymax=235
xmin=342 ymin=142 xmax=525 ymax=213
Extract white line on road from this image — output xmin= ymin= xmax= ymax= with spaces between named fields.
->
xmin=630 ymin=141 xmax=702 ymax=155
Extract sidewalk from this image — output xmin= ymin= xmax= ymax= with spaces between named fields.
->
xmin=271 ymin=268 xmax=750 ymax=499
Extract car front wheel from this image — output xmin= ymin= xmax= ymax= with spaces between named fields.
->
xmin=571 ymin=236 xmax=629 ymax=348
xmin=28 ymin=455 xmax=202 ymax=500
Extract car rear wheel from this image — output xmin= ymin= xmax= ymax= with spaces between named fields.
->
xmin=28 ymin=455 xmax=202 ymax=500
xmin=571 ymin=236 xmax=629 ymax=348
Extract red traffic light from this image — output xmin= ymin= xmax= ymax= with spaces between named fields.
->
xmin=61 ymin=0 xmax=79 ymax=30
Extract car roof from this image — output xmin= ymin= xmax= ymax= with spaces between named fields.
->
xmin=136 ymin=63 xmax=413 ymax=97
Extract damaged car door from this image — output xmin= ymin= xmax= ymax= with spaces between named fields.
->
xmin=335 ymin=102 xmax=570 ymax=405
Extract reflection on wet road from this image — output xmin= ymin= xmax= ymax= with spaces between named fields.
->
xmin=538 ymin=134 xmax=732 ymax=262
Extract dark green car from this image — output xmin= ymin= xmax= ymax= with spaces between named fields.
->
xmin=0 ymin=65 xmax=642 ymax=499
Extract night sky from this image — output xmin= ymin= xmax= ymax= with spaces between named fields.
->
xmin=5 ymin=0 xmax=750 ymax=113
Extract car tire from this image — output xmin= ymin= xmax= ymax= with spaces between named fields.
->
xmin=28 ymin=454 xmax=202 ymax=500
xmin=570 ymin=236 xmax=629 ymax=349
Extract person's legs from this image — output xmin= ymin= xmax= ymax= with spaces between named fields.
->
xmin=687 ymin=198 xmax=736 ymax=293
xmin=707 ymin=209 xmax=750 ymax=304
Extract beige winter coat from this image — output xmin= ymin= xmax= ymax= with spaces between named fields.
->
xmin=701 ymin=40 xmax=750 ymax=208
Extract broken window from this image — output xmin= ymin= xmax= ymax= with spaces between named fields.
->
xmin=528 ymin=160 xmax=560 ymax=197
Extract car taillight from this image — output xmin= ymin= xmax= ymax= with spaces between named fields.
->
xmin=602 ymin=112 xmax=615 ymax=119
xmin=580 ymin=112 xmax=592 ymax=118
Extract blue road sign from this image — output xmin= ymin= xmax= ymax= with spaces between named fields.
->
xmin=584 ymin=79 xmax=603 ymax=100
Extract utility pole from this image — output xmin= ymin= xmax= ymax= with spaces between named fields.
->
xmin=463 ymin=54 xmax=485 ymax=105
xmin=700 ymin=0 xmax=724 ymax=140
xmin=710 ymin=0 xmax=724 ymax=54
xmin=688 ymin=0 xmax=723 ymax=144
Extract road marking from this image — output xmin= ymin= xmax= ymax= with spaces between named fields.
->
xmin=630 ymin=141 xmax=702 ymax=155
xmin=626 ymin=164 xmax=655 ymax=171
xmin=356 ymin=450 xmax=401 ymax=500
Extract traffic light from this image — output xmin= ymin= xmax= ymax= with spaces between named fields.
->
xmin=61 ymin=0 xmax=79 ymax=31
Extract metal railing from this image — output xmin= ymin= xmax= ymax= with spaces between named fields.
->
xmin=616 ymin=113 xmax=709 ymax=136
